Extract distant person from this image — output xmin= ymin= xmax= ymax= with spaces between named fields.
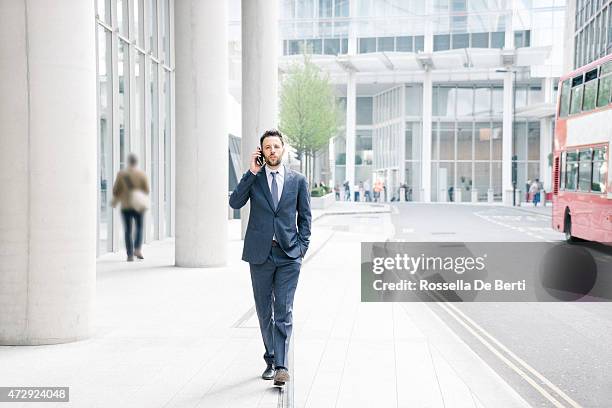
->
xmin=373 ymin=180 xmax=383 ymax=202
xmin=448 ymin=186 xmax=454 ymax=202
xmin=530 ymin=179 xmax=541 ymax=207
xmin=343 ymin=180 xmax=351 ymax=201
xmin=363 ymin=180 xmax=371 ymax=202
xmin=112 ymin=153 xmax=150 ymax=262
xmin=229 ymin=129 xmax=311 ymax=387
xmin=526 ymin=179 xmax=532 ymax=202
xmin=334 ymin=184 xmax=340 ymax=200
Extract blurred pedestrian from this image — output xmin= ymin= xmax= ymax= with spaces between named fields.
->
xmin=112 ymin=153 xmax=150 ymax=262
xmin=530 ymin=179 xmax=541 ymax=207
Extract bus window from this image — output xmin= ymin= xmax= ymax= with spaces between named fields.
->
xmin=583 ymin=69 xmax=598 ymax=111
xmin=578 ymin=149 xmax=592 ymax=192
xmin=570 ymin=75 xmax=584 ymax=114
xmin=592 ymin=147 xmax=608 ymax=193
xmin=560 ymin=151 xmax=566 ymax=190
xmin=560 ymin=80 xmax=571 ymax=116
xmin=601 ymin=61 xmax=612 ymax=75
xmin=597 ymin=75 xmax=612 ymax=107
xmin=566 ymin=151 xmax=579 ymax=190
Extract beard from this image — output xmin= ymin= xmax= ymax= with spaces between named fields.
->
xmin=265 ymin=155 xmax=282 ymax=167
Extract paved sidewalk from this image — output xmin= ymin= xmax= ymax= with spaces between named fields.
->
xmin=0 ymin=203 xmax=531 ymax=408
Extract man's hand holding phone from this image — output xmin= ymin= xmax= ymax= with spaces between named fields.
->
xmin=250 ymin=147 xmax=264 ymax=175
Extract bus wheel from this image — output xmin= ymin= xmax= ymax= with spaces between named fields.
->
xmin=564 ymin=213 xmax=576 ymax=243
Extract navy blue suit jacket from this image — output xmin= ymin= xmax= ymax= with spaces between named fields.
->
xmin=229 ymin=164 xmax=312 ymax=265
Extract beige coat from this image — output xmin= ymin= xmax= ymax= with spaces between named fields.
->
xmin=112 ymin=168 xmax=150 ymax=210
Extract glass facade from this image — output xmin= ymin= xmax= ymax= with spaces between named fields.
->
xmin=95 ymin=0 xmax=174 ymax=255
xmin=574 ymin=0 xmax=612 ymax=68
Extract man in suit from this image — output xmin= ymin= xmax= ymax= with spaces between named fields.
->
xmin=229 ymin=129 xmax=311 ymax=386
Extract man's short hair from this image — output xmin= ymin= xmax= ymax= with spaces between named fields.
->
xmin=127 ymin=153 xmax=138 ymax=166
xmin=260 ymin=129 xmax=284 ymax=147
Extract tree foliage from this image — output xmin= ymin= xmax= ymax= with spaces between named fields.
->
xmin=279 ymin=57 xmax=341 ymax=184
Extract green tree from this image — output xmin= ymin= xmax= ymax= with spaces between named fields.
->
xmin=279 ymin=56 xmax=341 ymax=188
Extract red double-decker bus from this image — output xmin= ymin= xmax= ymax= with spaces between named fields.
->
xmin=553 ymin=55 xmax=611 ymax=243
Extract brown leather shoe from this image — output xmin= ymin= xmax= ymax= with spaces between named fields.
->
xmin=273 ymin=368 xmax=289 ymax=386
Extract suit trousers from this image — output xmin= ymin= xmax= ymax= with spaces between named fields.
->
xmin=121 ymin=209 xmax=143 ymax=256
xmin=249 ymin=245 xmax=302 ymax=369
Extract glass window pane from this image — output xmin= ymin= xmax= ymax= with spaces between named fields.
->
xmin=475 ymin=122 xmax=492 ymax=160
xmin=97 ymin=0 xmax=111 ymax=23
xmin=439 ymin=123 xmax=455 ymax=160
xmin=474 ymin=162 xmax=490 ymax=201
xmin=356 ymin=97 xmax=373 ymax=125
xmin=289 ymin=40 xmax=303 ymax=55
xmin=527 ymin=122 xmax=540 ymax=161
xmin=378 ymin=37 xmax=395 ymax=52
xmin=148 ymin=0 xmax=158 ymax=55
xmin=560 ymin=79 xmax=571 ymax=116
xmin=434 ymin=34 xmax=451 ymax=51
xmin=118 ymin=40 xmax=130 ymax=169
xmin=161 ymin=0 xmax=170 ymax=62
xmin=456 ymin=87 xmax=473 ymax=116
xmin=97 ymin=26 xmax=113 ymax=253
xmin=150 ymin=62 xmax=159 ymax=239
xmin=415 ymin=36 xmax=425 ymax=52
xmin=582 ymin=80 xmax=598 ymax=110
xmin=457 ymin=162 xmax=472 ymax=202
xmin=306 ymin=39 xmax=323 ymax=54
xmin=474 ymin=87 xmax=491 ymax=116
xmin=597 ymin=75 xmax=612 ymax=106
xmin=396 ymin=36 xmax=413 ymax=52
xmin=335 ymin=0 xmax=349 ymax=17
xmin=471 ymin=32 xmax=489 ymax=48
xmin=570 ymin=86 xmax=584 ymax=114
xmin=566 ymin=152 xmax=578 ymax=190
xmin=491 ymin=31 xmax=505 ymax=48
xmin=133 ymin=53 xmax=146 ymax=166
xmin=406 ymin=85 xmax=422 ymax=116
xmin=452 ymin=33 xmax=469 ymax=49
xmin=515 ymin=86 xmax=528 ymax=109
xmin=117 ymin=0 xmax=129 ymax=36
xmin=513 ymin=122 xmax=527 ymax=161
xmin=359 ymin=37 xmax=376 ymax=53
xmin=491 ymin=123 xmax=503 ymax=160
xmin=457 ymin=122 xmax=472 ymax=160
xmin=578 ymin=150 xmax=592 ymax=191
xmin=134 ymin=0 xmax=144 ymax=47
xmin=434 ymin=86 xmax=456 ymax=116
xmin=438 ymin=162 xmax=455 ymax=201
xmin=323 ymin=38 xmax=339 ymax=55
xmin=492 ymin=87 xmax=503 ymax=114
xmin=297 ymin=0 xmax=314 ymax=17
xmin=319 ymin=0 xmax=332 ymax=17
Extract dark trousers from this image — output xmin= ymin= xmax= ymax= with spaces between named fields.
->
xmin=249 ymin=245 xmax=302 ymax=369
xmin=121 ymin=209 xmax=143 ymax=256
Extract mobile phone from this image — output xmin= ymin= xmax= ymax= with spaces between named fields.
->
xmin=256 ymin=148 xmax=264 ymax=166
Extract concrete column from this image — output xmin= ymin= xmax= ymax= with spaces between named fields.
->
xmin=0 ymin=0 xmax=97 ymax=345
xmin=421 ymin=70 xmax=433 ymax=202
xmin=240 ymin=0 xmax=278 ymax=236
xmin=502 ymin=71 xmax=514 ymax=205
xmin=399 ymin=85 xmax=406 ymax=185
xmin=175 ymin=0 xmax=228 ymax=266
xmin=540 ymin=118 xmax=552 ymax=191
xmin=540 ymin=77 xmax=554 ymax=191
xmin=346 ymin=71 xmax=356 ymax=199
xmin=329 ymin=137 xmax=336 ymax=188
